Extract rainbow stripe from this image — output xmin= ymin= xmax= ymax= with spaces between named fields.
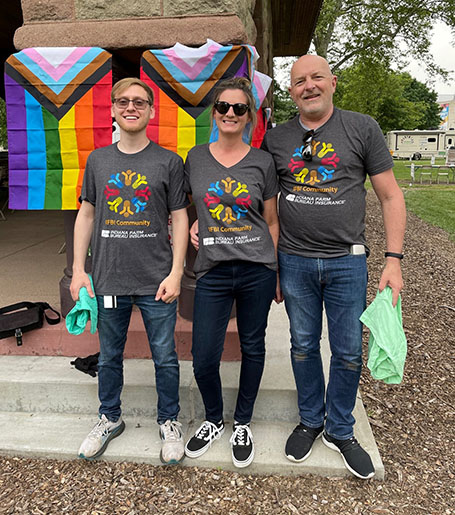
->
xmin=5 ymin=47 xmax=112 ymax=209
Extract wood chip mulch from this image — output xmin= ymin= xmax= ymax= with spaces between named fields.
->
xmin=0 ymin=192 xmax=454 ymax=514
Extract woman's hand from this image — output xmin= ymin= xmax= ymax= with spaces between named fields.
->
xmin=190 ymin=219 xmax=199 ymax=250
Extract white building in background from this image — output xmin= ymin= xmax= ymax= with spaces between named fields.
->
xmin=438 ymin=94 xmax=455 ymax=130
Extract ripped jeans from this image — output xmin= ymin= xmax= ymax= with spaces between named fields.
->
xmin=278 ymin=251 xmax=367 ymax=439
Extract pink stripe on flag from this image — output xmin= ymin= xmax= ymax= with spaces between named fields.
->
xmin=162 ymin=44 xmax=221 ymax=81
xmin=253 ymin=71 xmax=272 ymax=106
xmin=21 ymin=47 xmax=91 ymax=81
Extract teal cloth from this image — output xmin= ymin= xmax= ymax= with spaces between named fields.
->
xmin=360 ymin=287 xmax=407 ymax=384
xmin=66 ymin=276 xmax=98 ymax=335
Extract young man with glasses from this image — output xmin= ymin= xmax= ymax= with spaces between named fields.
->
xmin=70 ymin=78 xmax=189 ymax=464
xmin=262 ymin=55 xmax=405 ymax=479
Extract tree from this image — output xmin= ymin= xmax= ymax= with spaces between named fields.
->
xmin=333 ymin=59 xmax=430 ymax=133
xmin=401 ymin=74 xmax=442 ymax=129
xmin=313 ymin=0 xmax=455 ymax=78
xmin=272 ymin=79 xmax=298 ymax=125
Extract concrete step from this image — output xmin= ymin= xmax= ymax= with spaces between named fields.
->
xmin=0 ymin=355 xmax=298 ymax=422
xmin=0 ymin=412 xmax=384 ymax=478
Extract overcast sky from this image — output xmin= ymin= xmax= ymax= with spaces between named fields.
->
xmin=274 ymin=22 xmax=455 ymax=98
xmin=405 ymin=21 xmax=455 ymax=97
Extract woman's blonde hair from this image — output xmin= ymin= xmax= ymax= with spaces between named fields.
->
xmin=211 ymin=77 xmax=257 ymax=129
xmin=111 ymin=78 xmax=154 ymax=106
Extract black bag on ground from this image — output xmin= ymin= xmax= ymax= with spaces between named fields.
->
xmin=0 ymin=301 xmax=61 ymax=346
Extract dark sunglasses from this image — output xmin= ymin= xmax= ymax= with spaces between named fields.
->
xmin=302 ymin=129 xmax=315 ymax=161
xmin=214 ymin=101 xmax=250 ymax=116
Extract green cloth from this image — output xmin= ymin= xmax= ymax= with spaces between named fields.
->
xmin=360 ymin=287 xmax=407 ymax=384
xmin=65 ymin=276 xmax=98 ymax=335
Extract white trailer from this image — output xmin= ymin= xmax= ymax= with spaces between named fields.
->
xmin=387 ymin=129 xmax=455 ymax=160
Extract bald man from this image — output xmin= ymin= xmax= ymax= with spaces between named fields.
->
xmin=262 ymin=55 xmax=405 ymax=479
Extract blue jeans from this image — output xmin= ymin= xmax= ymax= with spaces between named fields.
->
xmin=192 ymin=261 xmax=276 ymax=425
xmin=278 ymin=251 xmax=367 ymax=439
xmin=96 ymin=295 xmax=179 ymax=424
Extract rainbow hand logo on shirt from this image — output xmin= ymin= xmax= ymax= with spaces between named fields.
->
xmin=203 ymin=177 xmax=252 ymax=224
xmin=288 ymin=138 xmax=340 ymax=185
xmin=104 ymin=170 xmax=151 ymax=217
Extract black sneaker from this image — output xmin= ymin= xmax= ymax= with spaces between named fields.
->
xmin=230 ymin=423 xmax=254 ymax=468
xmin=322 ymin=432 xmax=375 ymax=479
xmin=184 ymin=420 xmax=224 ymax=458
xmin=285 ymin=423 xmax=324 ymax=462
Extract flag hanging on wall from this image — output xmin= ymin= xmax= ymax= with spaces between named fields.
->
xmin=5 ymin=47 xmax=112 ymax=210
xmin=140 ymin=39 xmax=272 ymax=161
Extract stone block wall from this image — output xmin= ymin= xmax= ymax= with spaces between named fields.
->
xmin=17 ymin=0 xmax=263 ymax=50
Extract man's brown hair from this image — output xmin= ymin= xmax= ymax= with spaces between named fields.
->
xmin=111 ymin=78 xmax=154 ymax=106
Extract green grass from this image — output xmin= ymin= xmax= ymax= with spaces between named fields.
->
xmin=366 ymin=158 xmax=455 ymax=240
xmin=403 ymin=187 xmax=455 ymax=240
xmin=392 ymin=158 xmax=449 ymax=182
xmin=393 ymin=159 xmax=455 ymax=240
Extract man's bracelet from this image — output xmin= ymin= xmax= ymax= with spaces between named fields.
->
xmin=385 ymin=252 xmax=404 ymax=260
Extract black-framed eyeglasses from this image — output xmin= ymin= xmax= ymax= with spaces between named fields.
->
xmin=214 ymin=101 xmax=250 ymax=116
xmin=113 ymin=98 xmax=151 ymax=110
xmin=302 ymin=129 xmax=315 ymax=161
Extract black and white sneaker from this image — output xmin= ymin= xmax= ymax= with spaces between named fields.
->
xmin=322 ymin=432 xmax=375 ymax=479
xmin=185 ymin=420 xmax=224 ymax=458
xmin=230 ymin=423 xmax=254 ymax=468
xmin=285 ymin=423 xmax=324 ymax=462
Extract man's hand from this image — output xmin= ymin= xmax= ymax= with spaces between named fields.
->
xmin=155 ymin=272 xmax=182 ymax=303
xmin=190 ymin=219 xmax=199 ymax=250
xmin=378 ymin=260 xmax=403 ymax=307
xmin=70 ymin=271 xmax=94 ymax=301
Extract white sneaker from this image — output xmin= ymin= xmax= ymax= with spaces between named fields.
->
xmin=159 ymin=420 xmax=185 ymax=464
xmin=78 ymin=414 xmax=125 ymax=460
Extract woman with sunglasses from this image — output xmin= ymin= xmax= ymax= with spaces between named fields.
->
xmin=183 ymin=77 xmax=280 ymax=468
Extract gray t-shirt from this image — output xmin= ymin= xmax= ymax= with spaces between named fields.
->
xmin=184 ymin=144 xmax=279 ymax=278
xmin=262 ymin=108 xmax=393 ymax=258
xmin=81 ymin=141 xmax=189 ymax=295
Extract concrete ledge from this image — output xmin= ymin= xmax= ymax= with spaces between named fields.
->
xmin=0 ymin=356 xmax=296 ymax=422
xmin=0 ymin=412 xmax=384 ymax=479
xmin=14 ymin=14 xmax=249 ymax=50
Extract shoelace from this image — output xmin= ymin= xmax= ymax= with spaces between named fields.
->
xmin=195 ymin=421 xmax=221 ymax=442
xmin=230 ymin=424 xmax=252 ymax=447
xmin=88 ymin=415 xmax=110 ymax=439
xmin=161 ymin=420 xmax=182 ymax=441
